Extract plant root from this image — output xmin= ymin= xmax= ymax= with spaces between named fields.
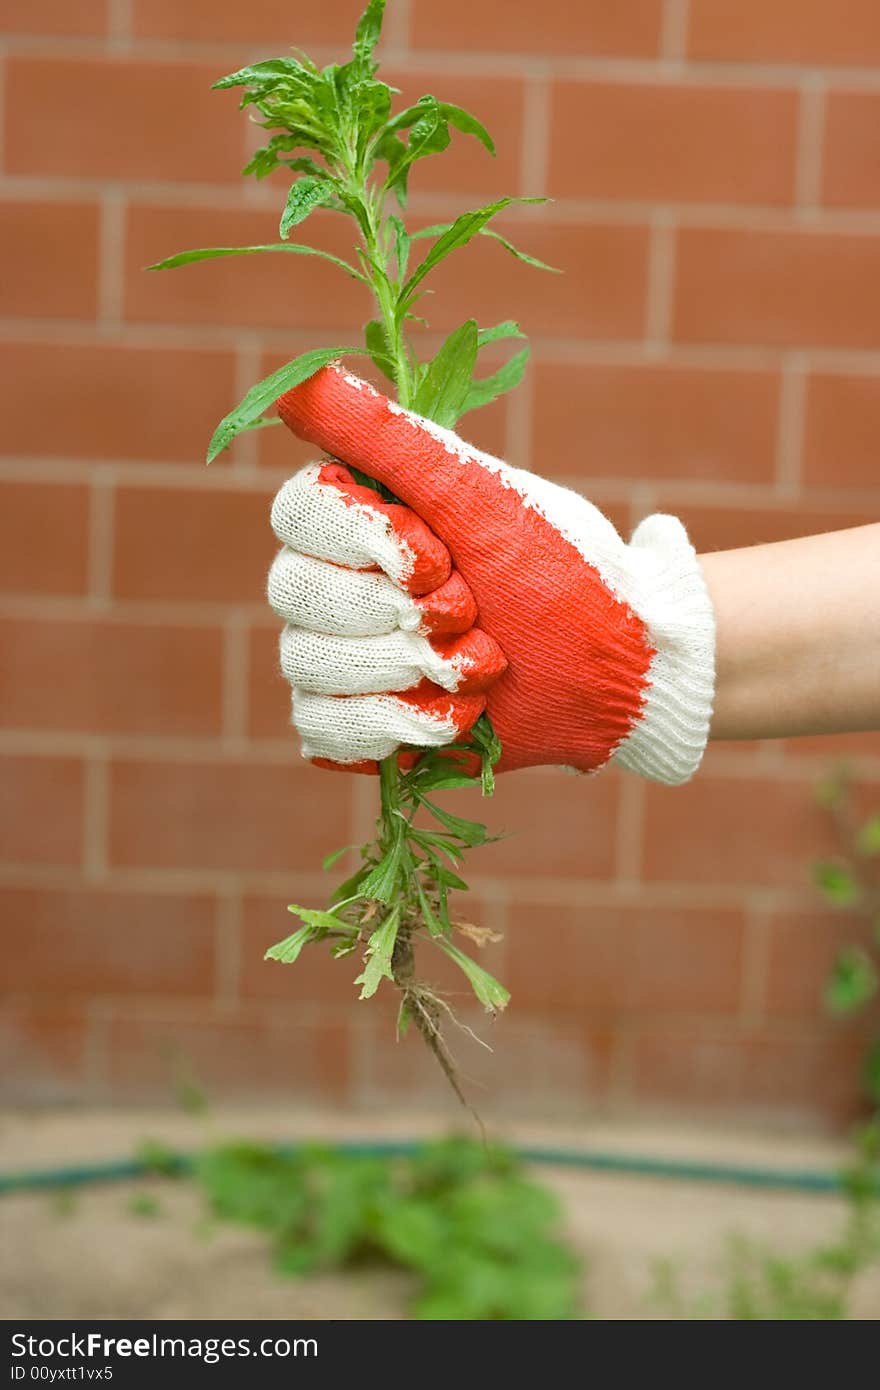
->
xmin=392 ymin=923 xmax=487 ymax=1142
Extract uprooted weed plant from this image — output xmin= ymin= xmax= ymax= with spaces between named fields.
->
xmin=150 ymin=0 xmax=559 ymax=1106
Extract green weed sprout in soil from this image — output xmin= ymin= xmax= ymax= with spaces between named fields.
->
xmin=150 ymin=0 xmax=558 ymax=1107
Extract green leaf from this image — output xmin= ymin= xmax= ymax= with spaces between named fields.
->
xmin=279 ymin=176 xmax=334 ymax=238
xmin=412 ymin=320 xmax=478 ymax=428
xmin=212 ymin=58 xmax=314 ymax=92
xmin=385 ymin=97 xmax=450 ymax=190
xmin=264 ymin=924 xmax=316 ymax=965
xmin=825 ymin=947 xmax=878 ymax=1015
xmin=206 ymin=345 xmax=361 ymax=463
xmin=480 ymin=228 xmax=560 ymax=273
xmin=439 ymin=101 xmax=495 ymax=155
xmin=857 ymin=814 xmax=880 ymax=855
xmin=322 ymin=844 xmax=357 ymax=871
xmin=396 ymin=998 xmax=413 ymax=1039
xmin=354 ymin=905 xmax=401 ymax=1000
xmin=365 ymin=318 xmax=396 ymax=385
xmin=388 ymin=213 xmax=410 ymax=281
xmin=286 ymin=903 xmax=354 ymax=932
xmin=813 ymin=860 xmax=862 ymax=907
xmin=477 ymin=320 xmax=525 ymax=348
xmin=384 ymin=98 xmax=494 ymax=155
xmin=436 ymin=938 xmax=510 ymax=1013
xmin=400 ymin=198 xmax=543 ymax=305
xmin=419 ymin=794 xmax=490 ymax=847
xmin=146 ymin=243 xmax=366 ymax=283
xmin=461 ymin=345 xmax=530 ymax=416
xmin=359 ymin=835 xmax=406 ymax=903
xmin=353 ymin=0 xmax=387 ymax=70
xmin=469 ymin=713 xmax=503 ymax=796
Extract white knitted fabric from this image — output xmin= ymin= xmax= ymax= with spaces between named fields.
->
xmin=279 ymin=624 xmax=468 ymax=696
xmin=293 ymin=689 xmax=462 ymax=763
xmin=271 ymin=464 xmax=416 ymax=585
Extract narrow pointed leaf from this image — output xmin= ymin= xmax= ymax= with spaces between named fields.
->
xmin=435 ymin=938 xmax=510 ymax=1013
xmin=206 ymin=346 xmax=361 ymax=463
xmin=481 ymin=228 xmax=561 ymax=273
xmin=146 ymin=243 xmax=366 ymax=282
xmin=401 ymin=198 xmax=543 ymax=303
xmin=461 ymin=346 xmax=530 ymax=416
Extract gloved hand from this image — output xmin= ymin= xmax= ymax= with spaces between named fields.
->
xmin=268 ymin=363 xmax=716 ymax=783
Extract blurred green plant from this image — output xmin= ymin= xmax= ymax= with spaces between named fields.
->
xmin=814 ymin=770 xmax=880 ymax=1174
xmin=191 ymin=1135 xmax=582 ymax=1320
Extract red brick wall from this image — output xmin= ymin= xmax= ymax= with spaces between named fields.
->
xmin=2 ymin=1 xmax=878 ymax=1129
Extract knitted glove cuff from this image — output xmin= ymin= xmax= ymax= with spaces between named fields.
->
xmin=612 ymin=513 xmax=716 ymax=786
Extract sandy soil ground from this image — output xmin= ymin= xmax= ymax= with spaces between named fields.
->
xmin=2 ymin=1108 xmax=878 ymax=1320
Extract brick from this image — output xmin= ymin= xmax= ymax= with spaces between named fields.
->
xmin=0 ymin=617 xmax=223 ymax=737
xmin=0 ymin=755 xmax=84 ymax=866
xmin=109 ymin=758 xmax=353 ymax=872
xmin=133 ymin=0 xmax=362 ymax=43
xmin=649 ymin=499 xmax=880 ymax=554
xmin=1 ymin=887 xmax=215 ymax=997
xmin=412 ymin=0 xmax=664 ymax=56
xmin=125 ymin=206 xmax=366 ymax=332
xmin=432 ymin=766 xmax=619 ymax=881
xmin=0 ymin=201 xmax=99 ymax=320
xmin=822 ymin=91 xmax=880 ymax=210
xmin=632 ymin=1022 xmax=868 ymax=1125
xmin=505 ymin=901 xmax=744 ymax=1015
xmin=688 ymin=0 xmax=880 ymax=66
xmin=104 ymin=1010 xmax=350 ymax=1101
xmin=548 ymin=82 xmax=797 ymax=205
xmin=381 ymin=70 xmax=524 ymax=197
xmin=0 ymin=1008 xmax=90 ymax=1103
xmin=5 ymin=57 xmax=243 ymax=184
xmin=674 ymin=227 xmax=880 ymax=350
xmin=0 ymin=342 xmax=236 ymax=462
xmin=2 ymin=0 xmax=105 ymax=35
xmin=764 ymin=910 xmax=869 ymax=1018
xmin=804 ymin=372 xmax=880 ymax=491
xmin=532 ymin=361 xmax=779 ymax=484
xmin=642 ymin=774 xmax=847 ymax=887
xmin=417 ymin=220 xmax=650 ymax=341
xmin=0 ymin=482 xmax=89 ymax=595
xmin=113 ymin=485 xmax=275 ymax=603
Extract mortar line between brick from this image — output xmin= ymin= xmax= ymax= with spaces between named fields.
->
xmin=87 ymin=477 xmax=115 ymax=607
xmin=10 ymin=317 xmax=880 ymax=371
xmin=795 ymin=78 xmax=826 ymax=213
xmin=107 ymin=0 xmax=133 ymax=44
xmin=97 ymin=189 xmax=125 ymax=329
xmin=214 ymin=888 xmax=243 ymax=1008
xmin=9 ymin=35 xmax=880 ymax=87
xmin=519 ymin=71 xmax=551 ymax=196
xmin=739 ymin=900 xmax=771 ymax=1023
xmin=644 ymin=211 xmax=676 ymax=348
xmin=384 ymin=0 xmax=412 ymax=50
xmin=83 ymin=748 xmax=110 ymax=879
xmin=222 ymin=610 xmax=250 ymax=743
xmin=614 ymin=776 xmax=644 ymax=885
xmin=660 ymin=0 xmax=690 ymax=63
xmin=775 ymin=355 xmax=807 ymax=495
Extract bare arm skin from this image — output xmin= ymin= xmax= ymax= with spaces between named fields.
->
xmin=699 ymin=524 xmax=880 ymax=741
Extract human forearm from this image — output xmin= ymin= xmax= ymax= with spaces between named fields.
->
xmin=699 ymin=524 xmax=880 ymax=741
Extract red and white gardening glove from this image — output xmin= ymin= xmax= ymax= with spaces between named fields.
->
xmin=268 ymin=364 xmax=716 ymax=783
